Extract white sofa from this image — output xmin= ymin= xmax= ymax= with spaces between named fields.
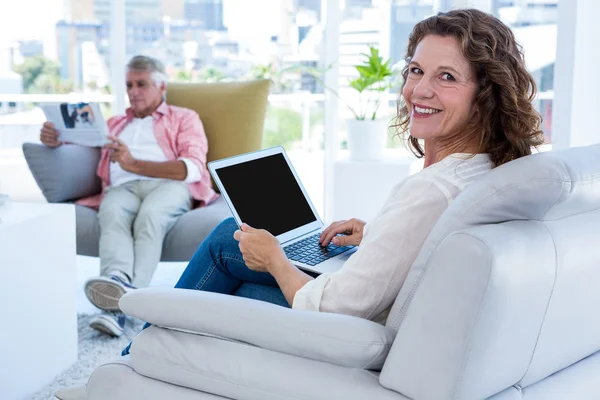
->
xmin=84 ymin=145 xmax=600 ymax=400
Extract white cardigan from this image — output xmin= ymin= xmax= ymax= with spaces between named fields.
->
xmin=292 ymin=153 xmax=494 ymax=324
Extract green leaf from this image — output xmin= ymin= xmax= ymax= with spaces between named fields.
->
xmin=355 ymin=65 xmax=372 ymax=77
xmin=340 ymin=44 xmax=399 ymax=119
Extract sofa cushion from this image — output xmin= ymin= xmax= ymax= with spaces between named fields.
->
xmin=22 ymin=143 xmax=101 ymax=203
xmin=75 ymin=204 xmax=102 ymax=257
xmin=161 ymin=198 xmax=232 ymax=261
xmin=87 ymin=356 xmax=225 ymax=400
xmin=129 ymin=326 xmax=404 ymax=400
xmin=121 ymin=287 xmax=395 ymax=370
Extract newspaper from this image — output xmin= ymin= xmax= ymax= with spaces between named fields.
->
xmin=40 ymin=102 xmax=110 ymax=147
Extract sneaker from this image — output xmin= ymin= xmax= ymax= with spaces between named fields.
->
xmin=84 ymin=274 xmax=137 ymax=312
xmin=89 ymin=312 xmax=126 ymax=337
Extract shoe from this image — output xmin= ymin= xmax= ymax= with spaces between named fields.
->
xmin=84 ymin=274 xmax=137 ymax=312
xmin=55 ymin=384 xmax=86 ymax=400
xmin=89 ymin=312 xmax=126 ymax=337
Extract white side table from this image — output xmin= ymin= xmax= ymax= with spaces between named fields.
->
xmin=0 ymin=202 xmax=77 ymax=400
xmin=331 ymin=150 xmax=422 ymax=223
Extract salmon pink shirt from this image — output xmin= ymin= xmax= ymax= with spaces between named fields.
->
xmin=76 ymin=102 xmax=218 ymax=209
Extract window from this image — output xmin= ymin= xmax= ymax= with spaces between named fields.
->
xmin=0 ymin=0 xmax=560 ymax=206
xmin=439 ymin=0 xmax=558 ymax=142
xmin=335 ymin=0 xmax=557 ymax=146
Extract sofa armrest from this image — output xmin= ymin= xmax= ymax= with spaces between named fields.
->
xmin=22 ymin=143 xmax=102 ymax=203
xmin=120 ymin=288 xmax=395 ymax=370
xmin=380 ymin=225 xmax=559 ymax=400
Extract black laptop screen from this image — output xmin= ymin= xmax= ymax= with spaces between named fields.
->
xmin=214 ymin=153 xmax=317 ymax=236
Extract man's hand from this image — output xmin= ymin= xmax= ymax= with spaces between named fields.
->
xmin=319 ymin=218 xmax=366 ymax=247
xmin=40 ymin=122 xmax=62 ymax=148
xmin=104 ymin=135 xmax=137 ymax=171
xmin=233 ymin=223 xmax=287 ymax=273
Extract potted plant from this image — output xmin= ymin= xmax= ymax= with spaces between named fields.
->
xmin=297 ymin=46 xmax=397 ymax=161
xmin=343 ymin=46 xmax=396 ymax=161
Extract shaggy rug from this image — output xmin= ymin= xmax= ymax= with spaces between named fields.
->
xmin=29 ymin=314 xmax=144 ymax=400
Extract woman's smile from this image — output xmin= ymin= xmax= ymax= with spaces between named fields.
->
xmin=412 ymin=103 xmax=443 ymax=119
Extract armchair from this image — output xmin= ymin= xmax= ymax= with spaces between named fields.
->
xmin=22 ymin=79 xmax=270 ymax=261
xmin=84 ymin=145 xmax=600 ymax=399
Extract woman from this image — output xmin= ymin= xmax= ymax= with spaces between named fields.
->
xmin=122 ymin=8 xmax=543 ymax=353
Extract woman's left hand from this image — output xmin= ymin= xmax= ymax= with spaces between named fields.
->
xmin=233 ymin=223 xmax=287 ymax=273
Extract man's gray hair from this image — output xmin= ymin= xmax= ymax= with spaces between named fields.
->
xmin=126 ymin=55 xmax=168 ymax=88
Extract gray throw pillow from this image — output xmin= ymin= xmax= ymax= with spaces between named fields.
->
xmin=22 ymin=143 xmax=102 ymax=203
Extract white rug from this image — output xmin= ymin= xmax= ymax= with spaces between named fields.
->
xmin=29 ymin=314 xmax=144 ymax=400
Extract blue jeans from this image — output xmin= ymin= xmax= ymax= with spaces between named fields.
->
xmin=121 ymin=218 xmax=288 ymax=356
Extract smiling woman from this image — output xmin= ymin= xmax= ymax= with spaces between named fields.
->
xmin=107 ymin=8 xmax=548 ymax=369
xmin=118 ymin=8 xmax=545 ymax=330
xmin=54 ymin=9 xmax=549 ymax=396
xmin=395 ymin=9 xmax=545 ymax=168
xmin=402 ymin=34 xmax=479 ymax=162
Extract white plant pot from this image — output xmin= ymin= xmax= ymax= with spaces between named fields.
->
xmin=346 ymin=118 xmax=389 ymax=162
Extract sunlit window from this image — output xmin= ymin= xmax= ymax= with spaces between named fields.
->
xmin=0 ymin=0 xmax=559 ymax=204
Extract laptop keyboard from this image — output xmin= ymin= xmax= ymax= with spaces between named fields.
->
xmin=283 ymin=233 xmax=355 ymax=266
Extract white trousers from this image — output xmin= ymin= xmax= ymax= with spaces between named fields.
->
xmin=97 ymin=179 xmax=191 ymax=287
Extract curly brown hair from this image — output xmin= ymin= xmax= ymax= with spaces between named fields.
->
xmin=395 ymin=9 xmax=544 ymax=167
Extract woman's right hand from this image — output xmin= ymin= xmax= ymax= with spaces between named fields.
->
xmin=319 ymin=218 xmax=366 ymax=247
xmin=40 ymin=122 xmax=62 ymax=148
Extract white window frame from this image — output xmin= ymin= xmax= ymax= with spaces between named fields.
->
xmin=110 ymin=0 xmax=127 ymax=115
xmin=322 ymin=0 xmax=342 ymax=222
xmin=552 ymin=0 xmax=600 ymax=149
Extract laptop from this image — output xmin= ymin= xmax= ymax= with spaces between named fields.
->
xmin=208 ymin=146 xmax=358 ymax=274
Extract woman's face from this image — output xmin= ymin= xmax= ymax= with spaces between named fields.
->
xmin=402 ymin=35 xmax=478 ymax=142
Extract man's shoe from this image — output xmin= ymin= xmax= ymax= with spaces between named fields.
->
xmin=89 ymin=312 xmax=126 ymax=337
xmin=84 ymin=274 xmax=137 ymax=312
xmin=55 ymin=384 xmax=86 ymax=400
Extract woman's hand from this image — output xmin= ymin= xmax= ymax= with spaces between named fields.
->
xmin=233 ymin=223 xmax=287 ymax=273
xmin=319 ymin=218 xmax=366 ymax=247
xmin=234 ymin=223 xmax=314 ymax=306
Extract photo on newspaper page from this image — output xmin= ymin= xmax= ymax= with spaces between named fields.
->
xmin=40 ymin=102 xmax=110 ymax=147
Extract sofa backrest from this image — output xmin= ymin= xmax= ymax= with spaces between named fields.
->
xmin=166 ymin=79 xmax=270 ymax=193
xmin=165 ymin=80 xmax=270 ymax=163
xmin=380 ymin=145 xmax=600 ymax=399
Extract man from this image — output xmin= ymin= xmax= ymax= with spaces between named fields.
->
xmin=40 ymin=55 xmax=217 ymax=337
